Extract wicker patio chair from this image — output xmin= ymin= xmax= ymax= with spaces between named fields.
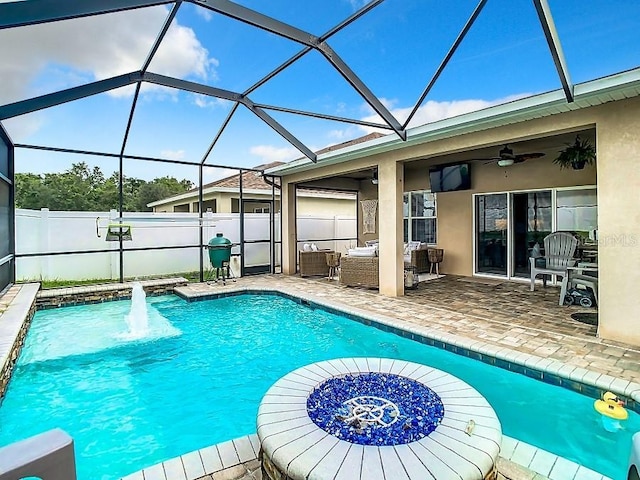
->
xmin=408 ymin=249 xmax=430 ymax=273
xmin=339 ymin=256 xmax=379 ymax=288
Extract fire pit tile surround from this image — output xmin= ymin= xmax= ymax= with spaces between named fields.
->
xmin=257 ymin=358 xmax=502 ymax=480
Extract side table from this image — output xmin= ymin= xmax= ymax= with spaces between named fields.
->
xmin=299 ymin=250 xmax=333 ymax=277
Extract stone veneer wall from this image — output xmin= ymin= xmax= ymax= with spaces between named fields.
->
xmin=0 ymin=286 xmax=36 ymax=401
xmin=36 ymin=278 xmax=188 ymax=309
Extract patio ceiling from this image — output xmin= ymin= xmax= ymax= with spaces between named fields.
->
xmin=0 ymin=0 xmax=618 ymax=172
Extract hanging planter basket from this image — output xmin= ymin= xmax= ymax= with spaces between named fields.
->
xmin=553 ymin=136 xmax=596 ymax=170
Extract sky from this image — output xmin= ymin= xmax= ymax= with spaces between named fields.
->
xmin=1 ymin=0 xmax=639 ymax=184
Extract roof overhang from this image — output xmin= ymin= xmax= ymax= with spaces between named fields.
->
xmin=267 ymin=67 xmax=640 ymax=177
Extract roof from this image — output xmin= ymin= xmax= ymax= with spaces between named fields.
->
xmin=148 ymin=134 xmax=388 ymax=207
xmin=267 ymin=67 xmax=640 ymax=177
xmin=314 ymin=132 xmax=386 ymax=155
xmin=190 ymin=161 xmax=284 ymax=193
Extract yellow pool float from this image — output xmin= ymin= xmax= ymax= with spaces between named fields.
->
xmin=594 ymin=391 xmax=628 ymax=421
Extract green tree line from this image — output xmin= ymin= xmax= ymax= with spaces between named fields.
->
xmin=15 ymin=162 xmax=193 ymax=212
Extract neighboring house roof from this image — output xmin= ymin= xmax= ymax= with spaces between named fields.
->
xmin=189 ymin=161 xmax=284 ymax=194
xmin=147 ymin=155 xmax=357 ymax=208
xmin=266 ymin=67 xmax=640 ymax=177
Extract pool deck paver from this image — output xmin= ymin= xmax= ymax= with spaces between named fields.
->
xmin=177 ymin=274 xmax=640 ymax=385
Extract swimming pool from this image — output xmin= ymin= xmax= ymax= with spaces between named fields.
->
xmin=0 ymin=292 xmax=637 ymax=480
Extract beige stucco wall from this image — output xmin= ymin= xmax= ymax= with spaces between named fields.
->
xmin=593 ymin=97 xmax=640 ymax=345
xmin=152 ymin=191 xmax=354 ymax=215
xmin=297 ymin=196 xmax=355 ymax=216
xmin=279 ymin=95 xmax=640 ymax=345
xmin=428 ymin=159 xmax=596 ymax=276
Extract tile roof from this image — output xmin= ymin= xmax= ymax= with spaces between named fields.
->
xmin=197 ymin=161 xmax=283 ymax=192
xmin=197 ymin=132 xmax=386 ymax=192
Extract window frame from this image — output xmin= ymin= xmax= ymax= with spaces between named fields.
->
xmin=403 ymin=190 xmax=437 ymax=245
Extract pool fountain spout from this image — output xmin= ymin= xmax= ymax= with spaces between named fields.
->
xmin=125 ymin=282 xmax=149 ymax=338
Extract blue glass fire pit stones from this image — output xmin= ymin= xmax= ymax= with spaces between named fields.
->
xmin=307 ymin=372 xmax=445 ymax=445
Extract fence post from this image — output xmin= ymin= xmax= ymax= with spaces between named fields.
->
xmin=109 ymin=209 xmax=119 ymax=280
xmin=40 ymin=208 xmax=50 ymax=281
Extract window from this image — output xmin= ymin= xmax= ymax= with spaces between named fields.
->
xmin=556 ymin=188 xmax=597 ymax=242
xmin=254 ymin=206 xmax=270 ymax=213
xmin=403 ymin=191 xmax=437 ymax=244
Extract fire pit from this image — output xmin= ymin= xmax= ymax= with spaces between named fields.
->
xmin=257 ymin=358 xmax=502 ymax=480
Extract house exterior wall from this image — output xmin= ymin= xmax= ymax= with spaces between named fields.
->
xmin=296 ymin=196 xmax=355 ymax=216
xmin=152 ymin=191 xmax=354 ymax=216
xmin=595 ymin=97 xmax=640 ymax=346
xmin=279 ymin=95 xmax=640 ymax=346
xmin=430 ymin=158 xmax=596 ymax=276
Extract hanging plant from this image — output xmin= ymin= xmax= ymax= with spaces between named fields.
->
xmin=553 ymin=136 xmax=596 ymax=170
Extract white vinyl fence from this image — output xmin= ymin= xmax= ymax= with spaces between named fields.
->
xmin=15 ymin=209 xmax=356 ymax=281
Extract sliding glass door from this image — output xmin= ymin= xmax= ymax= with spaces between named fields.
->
xmin=475 ymin=194 xmax=508 ymax=275
xmin=512 ymin=191 xmax=552 ymax=278
xmin=474 ymin=187 xmax=596 ymax=279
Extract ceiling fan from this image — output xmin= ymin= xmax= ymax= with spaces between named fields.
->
xmin=477 ymin=145 xmax=545 ymax=167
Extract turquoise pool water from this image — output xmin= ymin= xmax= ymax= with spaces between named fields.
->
xmin=0 ymin=293 xmax=637 ymax=480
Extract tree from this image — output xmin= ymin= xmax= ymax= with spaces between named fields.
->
xmin=135 ymin=177 xmax=194 ymax=211
xmin=14 ymin=162 xmax=193 ymax=212
xmin=15 ymin=173 xmax=44 ymax=209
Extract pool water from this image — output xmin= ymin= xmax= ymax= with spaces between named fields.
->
xmin=0 ymin=293 xmax=638 ymax=480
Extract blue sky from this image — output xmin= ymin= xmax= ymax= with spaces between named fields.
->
xmin=1 ymin=0 xmax=639 ymax=184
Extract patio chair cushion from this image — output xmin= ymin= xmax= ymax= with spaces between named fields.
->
xmin=347 ymin=246 xmax=377 ymax=257
xmin=403 ymin=241 xmax=421 ymax=255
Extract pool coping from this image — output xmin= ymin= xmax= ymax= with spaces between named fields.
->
xmin=173 ymin=285 xmax=640 ymax=412
xmin=0 ymin=283 xmax=39 ymax=399
xmin=118 ymin=433 xmax=610 ymax=480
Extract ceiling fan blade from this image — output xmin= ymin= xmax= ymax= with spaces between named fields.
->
xmin=514 ymin=152 xmax=545 ymax=163
xmin=468 ymin=157 xmax=500 ymax=163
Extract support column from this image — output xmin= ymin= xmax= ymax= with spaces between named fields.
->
xmin=378 ymin=161 xmax=404 ymax=297
xmin=595 ymin=97 xmax=640 ymax=345
xmin=281 ymin=181 xmax=297 ymax=275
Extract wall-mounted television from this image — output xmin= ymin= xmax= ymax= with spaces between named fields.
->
xmin=428 ymin=163 xmax=471 ymax=193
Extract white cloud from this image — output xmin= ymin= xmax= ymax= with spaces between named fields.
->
xmin=1 ymin=114 xmax=45 ymax=143
xmin=346 ymin=0 xmax=370 ymax=11
xmin=192 ymin=94 xmax=230 ymax=109
xmin=0 ymin=6 xmax=218 ymax=105
xmin=194 ymin=6 xmax=214 ymax=22
xmin=249 ymin=145 xmax=300 ymax=163
xmin=330 ymin=94 xmax=531 ymax=138
xmin=203 ymin=167 xmax=230 ymax=183
xmin=160 ymin=149 xmax=186 ymax=160
xmin=327 ymin=127 xmax=358 ymax=141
